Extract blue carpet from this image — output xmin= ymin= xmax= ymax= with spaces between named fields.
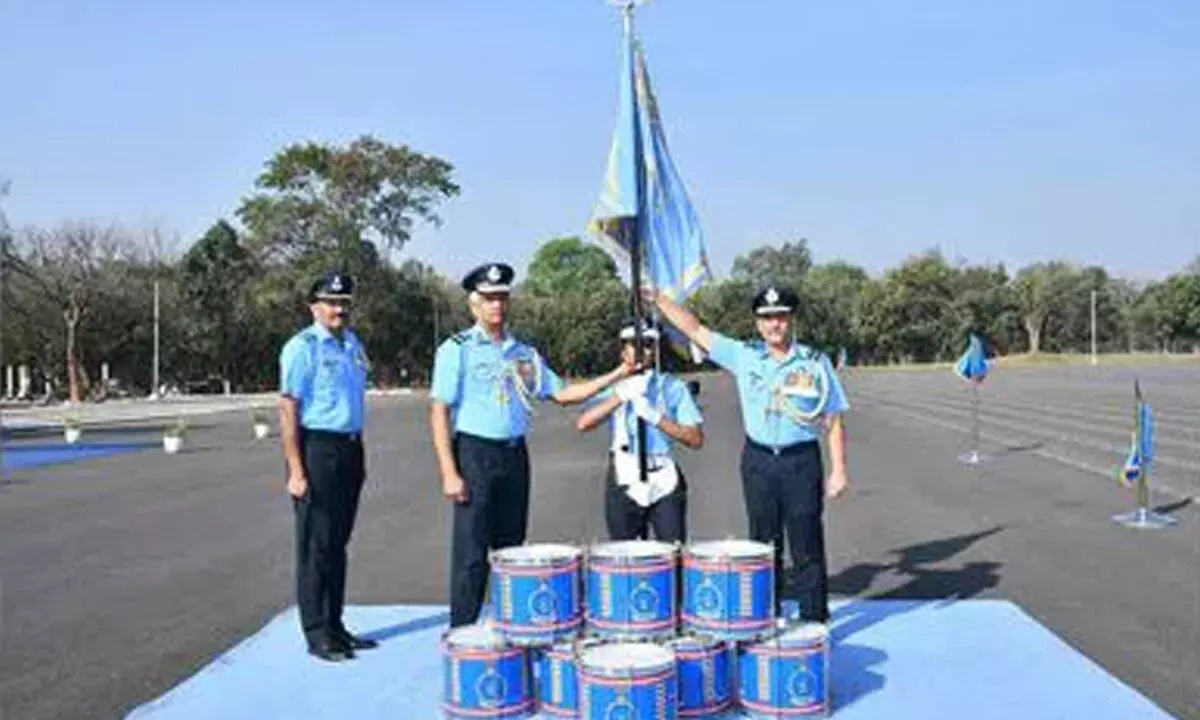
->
xmin=125 ymin=599 xmax=1174 ymax=719
xmin=2 ymin=441 xmax=158 ymax=471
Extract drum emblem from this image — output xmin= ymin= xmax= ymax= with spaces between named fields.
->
xmin=694 ymin=577 xmax=723 ymax=619
xmin=787 ymin=667 xmax=816 ymax=705
xmin=605 ymin=692 xmax=637 ymax=720
xmin=476 ymin=668 xmax=507 ymax=708
xmin=528 ymin=581 xmax=558 ymax=624
xmin=630 ymin=579 xmax=660 ymax=621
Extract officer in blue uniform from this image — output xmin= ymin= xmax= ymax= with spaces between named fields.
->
xmin=575 ymin=318 xmax=704 ymax=542
xmin=647 ymin=284 xmax=850 ymax=623
xmin=278 ymin=271 xmax=378 ymax=661
xmin=431 ymin=262 xmax=642 ymax=628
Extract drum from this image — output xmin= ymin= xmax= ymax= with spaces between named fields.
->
xmin=579 ymin=642 xmax=678 ymax=720
xmin=586 ymin=540 xmax=678 ymax=641
xmin=682 ymin=539 xmax=775 ymax=641
xmin=668 ymin=634 xmax=734 ymax=718
xmin=738 ymin=622 xmax=830 ymax=718
xmin=490 ymin=543 xmax=584 ymax=646
xmin=535 ymin=637 xmax=605 ymax=717
xmin=442 ymin=624 xmax=535 ymax=719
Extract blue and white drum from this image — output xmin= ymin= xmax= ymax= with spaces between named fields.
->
xmin=738 ymin=622 xmax=830 ymax=718
xmin=536 ymin=637 xmax=605 ymax=717
xmin=580 ymin=642 xmax=678 ymax=720
xmin=667 ymin=634 xmax=734 ymax=718
xmin=442 ymin=624 xmax=535 ymax=719
xmin=490 ymin=543 xmax=584 ymax=646
xmin=682 ymin=539 xmax=775 ymax=642
xmin=585 ymin=540 xmax=678 ymax=641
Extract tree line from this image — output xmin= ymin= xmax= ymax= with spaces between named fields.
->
xmin=2 ymin=137 xmax=1198 ymax=402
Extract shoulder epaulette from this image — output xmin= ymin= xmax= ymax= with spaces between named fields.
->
xmin=451 ymin=330 xmax=470 ymax=345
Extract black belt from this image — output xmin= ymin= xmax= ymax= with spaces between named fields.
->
xmin=745 ymin=436 xmax=817 ymax=457
xmin=303 ymin=427 xmax=362 ymax=443
xmin=455 ymin=431 xmax=525 ymax=449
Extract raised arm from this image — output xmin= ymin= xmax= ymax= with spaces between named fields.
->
xmin=576 ymin=393 xmax=622 ymax=432
xmin=643 ymin=287 xmax=714 ymax=353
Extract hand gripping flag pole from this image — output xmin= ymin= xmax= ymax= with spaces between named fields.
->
xmin=955 ymin=333 xmax=991 ymax=465
xmin=1112 ymin=379 xmax=1177 ymax=529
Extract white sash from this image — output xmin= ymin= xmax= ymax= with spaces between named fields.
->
xmin=610 ymin=398 xmax=678 ymax=508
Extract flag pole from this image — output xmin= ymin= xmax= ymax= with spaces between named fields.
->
xmin=618 ymin=0 xmax=650 ymax=498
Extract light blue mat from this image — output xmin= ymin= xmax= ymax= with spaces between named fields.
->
xmin=127 ymin=599 xmax=1175 ymax=719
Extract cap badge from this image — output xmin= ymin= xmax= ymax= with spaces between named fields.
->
xmin=330 ymin=276 xmax=344 ymax=292
xmin=765 ymin=287 xmax=779 ymax=304
xmin=487 ymin=265 xmax=501 ymax=282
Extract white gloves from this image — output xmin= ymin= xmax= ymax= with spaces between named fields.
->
xmin=630 ymin=395 xmax=663 ymax=426
xmin=614 ymin=373 xmax=662 ymax=425
xmin=615 ymin=372 xmax=650 ymax=402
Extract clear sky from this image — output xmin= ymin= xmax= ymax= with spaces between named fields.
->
xmin=2 ymin=0 xmax=1197 ymax=283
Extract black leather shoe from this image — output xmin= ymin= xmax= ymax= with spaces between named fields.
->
xmin=333 ymin=627 xmax=378 ymax=650
xmin=308 ymin=637 xmax=355 ymax=662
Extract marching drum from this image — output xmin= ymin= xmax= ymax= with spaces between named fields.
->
xmin=738 ymin=622 xmax=831 ymax=718
xmin=441 ymin=624 xmax=535 ymax=719
xmin=586 ymin=540 xmax=678 ymax=641
xmin=536 ymin=637 xmax=605 ymax=717
xmin=490 ymin=543 xmax=584 ymax=646
xmin=579 ymin=642 xmax=678 ymax=720
xmin=682 ymin=539 xmax=775 ymax=641
xmin=667 ymin=634 xmax=734 ymax=718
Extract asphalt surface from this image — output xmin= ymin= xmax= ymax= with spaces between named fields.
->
xmin=1 ymin=364 xmax=1197 ymax=719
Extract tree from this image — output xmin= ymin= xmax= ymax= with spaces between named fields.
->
xmin=730 ymin=240 xmax=813 ymax=290
xmin=178 ymin=220 xmax=258 ymax=387
xmin=524 ymin=236 xmax=621 ymax=298
xmin=236 ymin=135 xmax=460 ymax=268
xmin=1013 ymin=261 xmax=1076 ymax=354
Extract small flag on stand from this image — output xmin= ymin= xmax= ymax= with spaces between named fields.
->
xmin=1112 ymin=379 xmax=1177 ymax=529
xmin=955 ymin=333 xmax=990 ymax=383
xmin=587 ymin=4 xmax=712 ymax=364
xmin=955 ymin=333 xmax=990 ymax=465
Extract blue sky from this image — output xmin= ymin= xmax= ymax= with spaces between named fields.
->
xmin=2 ymin=0 xmax=1197 ymax=283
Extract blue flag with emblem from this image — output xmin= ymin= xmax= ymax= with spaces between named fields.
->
xmin=955 ymin=333 xmax=990 ymax=383
xmin=588 ymin=6 xmax=712 ymax=363
xmin=1120 ymin=380 xmax=1154 ymax=487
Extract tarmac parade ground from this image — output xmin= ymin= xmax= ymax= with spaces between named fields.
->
xmin=1 ymin=365 xmax=1197 ymax=719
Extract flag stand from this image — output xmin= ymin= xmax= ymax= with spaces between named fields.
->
xmin=958 ymin=381 xmax=989 ymax=465
xmin=1112 ymin=385 xmax=1176 ymax=529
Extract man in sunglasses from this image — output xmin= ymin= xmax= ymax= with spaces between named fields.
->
xmin=575 ymin=318 xmax=705 ymax=543
xmin=277 ymin=271 xmax=377 ymax=662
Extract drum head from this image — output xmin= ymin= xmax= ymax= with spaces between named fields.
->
xmin=590 ymin=539 xmax=676 ymax=560
xmin=493 ymin=543 xmax=580 ymax=564
xmin=582 ymin=642 xmax=674 ymax=675
xmin=777 ymin=622 xmax=829 ymax=646
xmin=688 ymin=539 xmax=773 ymax=559
xmin=668 ymin=633 xmax=722 ymax=653
xmin=446 ymin=623 xmax=506 ymax=650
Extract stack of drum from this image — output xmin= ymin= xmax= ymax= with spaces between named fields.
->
xmin=441 ymin=538 xmax=831 ymax=719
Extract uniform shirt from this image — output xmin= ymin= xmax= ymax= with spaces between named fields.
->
xmin=279 ymin=322 xmax=369 ymax=433
xmin=431 ymin=324 xmax=566 ymax=440
xmin=707 ymin=331 xmax=849 ymax=447
xmin=591 ymin=371 xmax=703 ymax=458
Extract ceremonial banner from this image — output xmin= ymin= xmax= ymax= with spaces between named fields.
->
xmin=1113 ymin=379 xmax=1176 ymax=529
xmin=588 ymin=8 xmax=712 ymax=363
xmin=955 ymin=333 xmax=991 ymax=465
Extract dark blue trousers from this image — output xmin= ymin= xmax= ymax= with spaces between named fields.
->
xmin=740 ymin=437 xmax=829 ymax=623
xmin=293 ymin=429 xmax=365 ymax=646
xmin=449 ymin=432 xmax=531 ymax=628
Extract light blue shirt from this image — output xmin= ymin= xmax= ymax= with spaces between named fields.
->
xmin=707 ymin=331 xmax=849 ymax=447
xmin=590 ymin=371 xmax=703 ymax=457
xmin=279 ymin=323 xmax=368 ymax=434
xmin=430 ymin=324 xmax=567 ymax=440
